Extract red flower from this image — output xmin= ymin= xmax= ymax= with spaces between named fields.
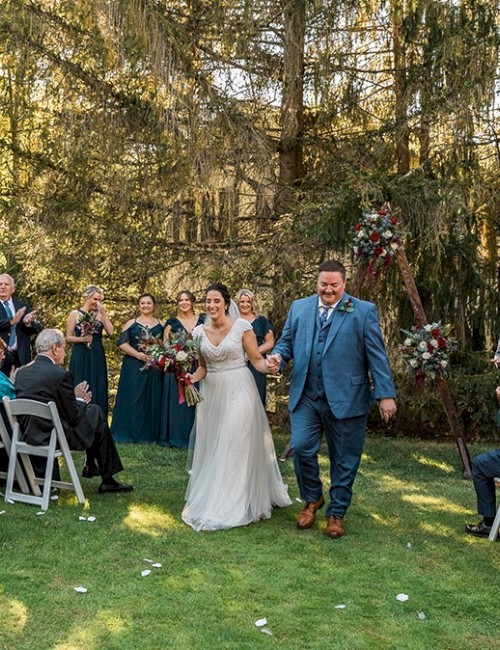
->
xmin=369 ymin=232 xmax=380 ymax=243
xmin=378 ymin=209 xmax=387 ymax=215
xmin=438 ymin=337 xmax=447 ymax=349
xmin=431 ymin=328 xmax=441 ymax=337
xmin=375 ymin=246 xmax=384 ymax=256
xmin=427 ymin=343 xmax=435 ymax=353
xmin=390 ymin=217 xmax=398 ymax=225
xmin=354 ymin=223 xmax=362 ymax=231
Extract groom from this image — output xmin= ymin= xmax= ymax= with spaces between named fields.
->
xmin=271 ymin=259 xmax=396 ymax=538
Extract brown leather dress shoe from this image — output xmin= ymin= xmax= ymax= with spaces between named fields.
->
xmin=326 ymin=515 xmax=345 ymax=539
xmin=296 ymin=496 xmax=325 ymax=529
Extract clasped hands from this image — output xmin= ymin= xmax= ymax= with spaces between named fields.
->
xmin=266 ymin=353 xmax=281 ymax=374
xmin=74 ymin=381 xmax=92 ymax=404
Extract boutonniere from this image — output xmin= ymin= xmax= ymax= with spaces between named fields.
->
xmin=338 ymin=298 xmax=354 ymax=315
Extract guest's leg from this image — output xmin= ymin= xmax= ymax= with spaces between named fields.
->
xmin=472 ymin=450 xmax=500 ymax=518
xmin=322 ymin=410 xmax=367 ymax=517
xmin=290 ymin=395 xmax=323 ymax=502
xmin=85 ymin=404 xmax=124 ymax=478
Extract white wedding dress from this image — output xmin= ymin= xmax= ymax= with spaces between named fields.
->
xmin=182 ymin=318 xmax=291 ymax=531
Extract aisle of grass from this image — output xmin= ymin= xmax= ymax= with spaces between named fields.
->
xmin=0 ymin=433 xmax=499 ymax=650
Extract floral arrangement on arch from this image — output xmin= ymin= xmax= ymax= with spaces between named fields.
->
xmin=139 ymin=331 xmax=203 ymax=406
xmin=352 ymin=204 xmax=402 ymax=278
xmin=399 ymin=322 xmax=458 ymax=383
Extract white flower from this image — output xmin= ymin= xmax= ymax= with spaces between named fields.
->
xmin=357 ymin=230 xmax=365 ymax=239
xmin=176 ymin=350 xmax=188 ymax=362
xmin=383 ymin=230 xmax=393 ymax=238
xmin=430 ymin=339 xmax=439 ymax=348
xmin=422 ymin=352 xmax=431 ymax=360
xmin=440 ymin=360 xmax=448 ymax=368
xmin=423 ymin=324 xmax=433 ymax=332
xmin=390 ymin=242 xmax=399 ymax=250
xmin=418 ymin=341 xmax=427 ymax=351
xmin=409 ymin=359 xmax=419 ymax=368
xmin=404 ymin=338 xmax=413 ymax=347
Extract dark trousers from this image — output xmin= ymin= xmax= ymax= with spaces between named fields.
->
xmin=83 ymin=404 xmax=123 ymax=478
xmin=472 ymin=449 xmax=500 ymax=518
xmin=290 ymin=394 xmax=367 ymax=517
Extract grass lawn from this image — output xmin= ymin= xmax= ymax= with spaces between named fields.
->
xmin=0 ymin=432 xmax=499 ymax=650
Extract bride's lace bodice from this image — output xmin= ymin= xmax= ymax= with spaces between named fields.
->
xmin=193 ymin=318 xmax=252 ymax=372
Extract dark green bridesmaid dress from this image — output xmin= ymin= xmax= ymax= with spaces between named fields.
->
xmin=111 ymin=320 xmax=164 ymax=443
xmin=69 ymin=309 xmax=109 ymax=417
xmin=248 ymin=315 xmax=274 ymax=406
xmin=158 ymin=315 xmax=205 ymax=447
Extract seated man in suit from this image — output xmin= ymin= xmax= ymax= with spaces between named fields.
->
xmin=465 ymin=386 xmax=500 ymax=537
xmin=15 ymin=328 xmax=133 ymax=494
xmin=0 ymin=274 xmax=42 ymax=377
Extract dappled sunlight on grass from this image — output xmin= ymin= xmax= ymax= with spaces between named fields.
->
xmin=370 ymin=513 xmax=396 ymax=527
xmin=419 ymin=521 xmax=459 ymax=538
xmin=367 ymin=473 xmax=422 ymax=493
xmin=0 ymin=597 xmax=28 ymax=635
xmin=123 ymin=503 xmax=183 ymax=536
xmin=53 ymin=610 xmax=126 ymax=650
xmin=412 ymin=453 xmax=455 ymax=474
xmin=402 ymin=494 xmax=469 ymax=515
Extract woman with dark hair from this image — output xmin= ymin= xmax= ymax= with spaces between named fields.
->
xmin=111 ymin=294 xmax=164 ymax=444
xmin=67 ymin=284 xmax=113 ymax=417
xmin=235 ymin=288 xmax=274 ymax=405
xmin=159 ymin=290 xmax=205 ymax=447
xmin=181 ymin=283 xmax=291 ymax=531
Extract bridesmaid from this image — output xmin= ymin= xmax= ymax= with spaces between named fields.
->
xmin=235 ymin=289 xmax=274 ymax=405
xmin=159 ymin=290 xmax=205 ymax=447
xmin=67 ymin=285 xmax=113 ymax=417
xmin=111 ymin=294 xmax=164 ymax=444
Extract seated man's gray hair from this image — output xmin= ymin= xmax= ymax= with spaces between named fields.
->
xmin=35 ymin=329 xmax=65 ymax=353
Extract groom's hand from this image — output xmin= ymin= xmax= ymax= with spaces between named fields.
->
xmin=266 ymin=354 xmax=281 ymax=374
xmin=379 ymin=398 xmax=397 ymax=422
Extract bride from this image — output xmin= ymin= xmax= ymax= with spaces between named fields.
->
xmin=181 ymin=283 xmax=291 ymax=531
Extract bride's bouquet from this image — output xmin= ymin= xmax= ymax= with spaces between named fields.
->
xmin=139 ymin=331 xmax=203 ymax=406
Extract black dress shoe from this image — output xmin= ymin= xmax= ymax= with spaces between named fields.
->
xmin=465 ymin=520 xmax=492 ymax=538
xmin=81 ymin=465 xmax=101 ymax=479
xmin=98 ymin=482 xmax=134 ymax=494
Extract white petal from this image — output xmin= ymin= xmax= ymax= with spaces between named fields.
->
xmin=87 ymin=516 xmax=96 ymax=522
xmin=143 ymin=558 xmax=153 ymax=563
xmin=50 ymin=495 xmax=59 ymax=500
xmin=396 ymin=593 xmax=409 ymax=602
xmin=74 ymin=586 xmax=88 ymax=593
xmin=141 ymin=569 xmax=152 ymax=577
xmin=0 ymin=510 xmax=5 ymax=515
xmin=79 ymin=516 xmax=87 ymax=521
xmin=418 ymin=611 xmax=426 ymax=620
xmin=255 ymin=618 xmax=267 ymax=627
xmin=334 ymin=604 xmax=346 ymax=609
xmin=260 ymin=628 xmax=273 ymax=636
xmin=407 ymin=542 xmax=412 ymax=549
xmin=36 ymin=511 xmax=45 ymax=516
xmin=295 ymin=498 xmax=303 ymax=503
xmin=152 ymin=563 xmax=162 ymax=568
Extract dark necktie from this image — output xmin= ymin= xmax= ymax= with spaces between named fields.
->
xmin=3 ymin=301 xmax=17 ymax=348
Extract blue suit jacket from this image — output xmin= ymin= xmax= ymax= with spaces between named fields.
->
xmin=273 ymin=293 xmax=396 ymax=418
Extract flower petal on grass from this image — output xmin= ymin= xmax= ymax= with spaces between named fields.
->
xmin=152 ymin=563 xmax=162 ymax=568
xmin=36 ymin=511 xmax=45 ymax=516
xmin=141 ymin=569 xmax=152 ymax=577
xmin=143 ymin=559 xmax=153 ymax=563
xmin=50 ymin=495 xmax=59 ymax=501
xmin=79 ymin=516 xmax=87 ymax=521
xmin=74 ymin=586 xmax=88 ymax=593
xmin=87 ymin=516 xmax=96 ymax=522
xmin=0 ymin=510 xmax=5 ymax=515
xmin=418 ymin=611 xmax=426 ymax=620
xmin=260 ymin=627 xmax=273 ymax=636
xmin=396 ymin=593 xmax=409 ymax=602
xmin=334 ymin=604 xmax=346 ymax=609
xmin=407 ymin=542 xmax=412 ymax=549
xmin=255 ymin=618 xmax=267 ymax=627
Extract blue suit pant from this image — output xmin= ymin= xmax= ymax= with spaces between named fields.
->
xmin=290 ymin=394 xmax=367 ymax=517
xmin=472 ymin=449 xmax=500 ymax=518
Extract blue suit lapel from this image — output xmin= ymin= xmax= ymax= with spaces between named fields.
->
xmin=304 ymin=296 xmax=318 ymax=360
xmin=324 ymin=293 xmax=352 ymax=354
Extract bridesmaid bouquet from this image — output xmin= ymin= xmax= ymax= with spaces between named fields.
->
xmin=77 ymin=311 xmax=99 ymax=349
xmin=139 ymin=332 xmax=203 ymax=406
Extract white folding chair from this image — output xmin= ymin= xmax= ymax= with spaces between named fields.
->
xmin=3 ymin=396 xmax=85 ymax=511
xmin=488 ymin=477 xmax=500 ymax=542
xmin=0 ymin=411 xmax=30 ymax=493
